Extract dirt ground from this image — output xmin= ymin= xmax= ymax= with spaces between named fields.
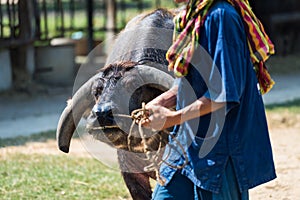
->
xmin=1 ymin=113 xmax=299 ymax=200
xmin=249 ymin=128 xmax=300 ymax=199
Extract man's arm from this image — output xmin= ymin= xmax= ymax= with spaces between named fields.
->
xmin=177 ymin=96 xmax=225 ymax=123
xmin=146 ymin=85 xmax=178 ymax=109
xmin=142 ymin=96 xmax=225 ymax=130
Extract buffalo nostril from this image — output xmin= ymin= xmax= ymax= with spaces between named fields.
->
xmin=92 ymin=102 xmax=114 ymax=113
xmin=91 ymin=103 xmax=115 ymax=126
xmin=92 ymin=104 xmax=113 ymax=117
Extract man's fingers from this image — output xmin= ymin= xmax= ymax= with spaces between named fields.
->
xmin=135 ymin=118 xmax=151 ymax=127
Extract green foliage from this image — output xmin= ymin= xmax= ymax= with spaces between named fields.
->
xmin=0 ymin=154 xmax=130 ymax=200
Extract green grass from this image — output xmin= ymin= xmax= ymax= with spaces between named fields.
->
xmin=0 ymin=154 xmax=130 ymax=200
xmin=0 ymin=130 xmax=130 ymax=199
xmin=265 ymin=99 xmax=300 ymax=114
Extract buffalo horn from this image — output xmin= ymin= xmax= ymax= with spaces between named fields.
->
xmin=56 ymin=73 xmax=101 ymax=153
xmin=135 ymin=65 xmax=174 ymax=90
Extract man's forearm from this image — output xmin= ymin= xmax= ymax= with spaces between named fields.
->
xmin=142 ymin=95 xmax=226 ymax=130
xmin=174 ymin=97 xmax=225 ymax=124
xmin=146 ymin=85 xmax=178 ymax=108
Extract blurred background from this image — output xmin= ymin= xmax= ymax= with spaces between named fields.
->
xmin=0 ymin=0 xmax=176 ymax=91
xmin=0 ymin=0 xmax=300 ymax=92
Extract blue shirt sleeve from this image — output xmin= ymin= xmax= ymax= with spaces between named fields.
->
xmin=202 ymin=7 xmax=249 ymax=112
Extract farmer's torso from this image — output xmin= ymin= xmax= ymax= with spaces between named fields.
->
xmin=159 ymin=1 xmax=276 ymax=193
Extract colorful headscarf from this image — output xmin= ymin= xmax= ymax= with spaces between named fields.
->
xmin=166 ymin=0 xmax=275 ymax=94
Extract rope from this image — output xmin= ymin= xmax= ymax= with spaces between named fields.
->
xmin=115 ymin=103 xmax=189 ymax=185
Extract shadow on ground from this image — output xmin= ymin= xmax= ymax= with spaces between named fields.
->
xmin=0 ymin=130 xmax=59 ymax=148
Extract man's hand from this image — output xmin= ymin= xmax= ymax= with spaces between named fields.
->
xmin=139 ymin=104 xmax=180 ymax=131
xmin=135 ymin=86 xmax=178 ymax=131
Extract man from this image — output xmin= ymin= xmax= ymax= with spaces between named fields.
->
xmin=140 ymin=0 xmax=276 ymax=199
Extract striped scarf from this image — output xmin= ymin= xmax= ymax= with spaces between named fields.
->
xmin=166 ymin=0 xmax=275 ymax=94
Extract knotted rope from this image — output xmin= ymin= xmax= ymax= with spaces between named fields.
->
xmin=115 ymin=103 xmax=189 ymax=185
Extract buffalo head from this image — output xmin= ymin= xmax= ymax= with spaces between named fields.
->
xmin=86 ymin=61 xmax=174 ymax=152
xmin=56 ymin=61 xmax=174 ymax=153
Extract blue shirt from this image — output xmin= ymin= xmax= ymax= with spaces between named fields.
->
xmin=160 ymin=1 xmax=276 ymax=193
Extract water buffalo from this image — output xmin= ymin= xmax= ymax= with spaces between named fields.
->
xmin=57 ymin=9 xmax=177 ymax=200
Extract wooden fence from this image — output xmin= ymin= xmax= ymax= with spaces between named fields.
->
xmin=0 ymin=0 xmax=176 ymax=49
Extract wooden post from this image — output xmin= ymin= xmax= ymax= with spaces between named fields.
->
xmin=87 ymin=0 xmax=94 ymax=52
xmin=10 ymin=0 xmax=36 ymax=86
xmin=19 ymin=0 xmax=35 ymax=45
xmin=105 ymin=0 xmax=117 ymax=54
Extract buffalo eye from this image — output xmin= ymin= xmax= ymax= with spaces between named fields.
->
xmin=92 ymin=78 xmax=104 ymax=98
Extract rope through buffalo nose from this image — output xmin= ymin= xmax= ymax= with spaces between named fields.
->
xmin=114 ymin=102 xmax=189 ymax=186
